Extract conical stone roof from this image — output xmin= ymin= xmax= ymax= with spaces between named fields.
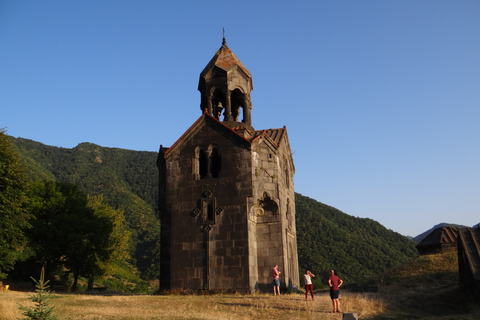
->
xmin=200 ymin=38 xmax=251 ymax=78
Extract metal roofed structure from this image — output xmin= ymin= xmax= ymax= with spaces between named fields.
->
xmin=457 ymin=226 xmax=480 ymax=301
xmin=416 ymin=226 xmax=459 ymax=255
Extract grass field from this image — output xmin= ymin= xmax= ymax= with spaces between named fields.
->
xmin=2 ymin=251 xmax=479 ymax=319
xmin=1 ymin=290 xmax=382 ymax=320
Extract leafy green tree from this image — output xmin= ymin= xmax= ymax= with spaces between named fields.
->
xmin=26 ymin=181 xmax=130 ymax=290
xmin=0 ymin=129 xmax=31 ymax=278
xmin=84 ymin=195 xmax=131 ymax=281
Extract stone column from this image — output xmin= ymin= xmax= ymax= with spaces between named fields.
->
xmin=225 ymin=90 xmax=233 ymax=121
xmin=207 ymin=92 xmax=213 ymax=115
xmin=243 ymin=95 xmax=251 ymax=124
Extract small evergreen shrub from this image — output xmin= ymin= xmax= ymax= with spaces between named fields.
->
xmin=18 ymin=267 xmax=57 ymax=320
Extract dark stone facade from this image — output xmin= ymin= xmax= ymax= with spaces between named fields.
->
xmin=157 ymin=38 xmax=299 ymax=293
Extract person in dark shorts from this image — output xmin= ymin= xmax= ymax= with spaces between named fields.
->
xmin=328 ymin=269 xmax=343 ymax=313
xmin=272 ymin=265 xmax=281 ymax=295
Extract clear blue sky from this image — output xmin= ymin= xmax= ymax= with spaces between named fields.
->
xmin=1 ymin=1 xmax=479 ymax=237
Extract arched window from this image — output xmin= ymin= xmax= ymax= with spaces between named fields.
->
xmin=212 ymin=88 xmax=224 ymax=120
xmin=195 ymin=145 xmax=221 ymax=180
xmin=284 ymin=157 xmax=290 ymax=187
xmin=210 ymin=145 xmax=221 ymax=178
xmin=195 ymin=147 xmax=208 ymax=180
xmin=231 ymin=89 xmax=244 ymax=122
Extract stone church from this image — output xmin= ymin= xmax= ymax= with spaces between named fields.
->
xmin=157 ymin=37 xmax=299 ymax=293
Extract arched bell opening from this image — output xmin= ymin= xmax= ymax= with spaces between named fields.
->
xmin=211 ymin=88 xmax=225 ymax=120
xmin=231 ymin=89 xmax=245 ymax=123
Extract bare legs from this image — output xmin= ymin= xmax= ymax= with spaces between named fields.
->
xmin=332 ymin=298 xmax=341 ymax=313
xmin=273 ymin=285 xmax=280 ymax=295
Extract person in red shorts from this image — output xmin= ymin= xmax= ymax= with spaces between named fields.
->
xmin=328 ymin=269 xmax=343 ymax=313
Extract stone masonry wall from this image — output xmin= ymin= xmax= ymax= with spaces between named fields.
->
xmin=165 ymin=122 xmax=253 ymax=291
xmin=249 ymin=135 xmax=299 ymax=291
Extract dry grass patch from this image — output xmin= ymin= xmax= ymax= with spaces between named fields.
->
xmin=0 ymin=291 xmax=24 ymax=319
xmin=341 ymin=292 xmax=385 ymax=318
xmin=1 ymin=290 xmax=383 ymax=319
xmin=369 ymin=250 xmax=480 ymax=319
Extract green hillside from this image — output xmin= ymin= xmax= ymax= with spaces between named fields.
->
xmin=295 ymin=193 xmax=417 ymax=284
xmin=10 ymin=137 xmax=160 ymax=279
xmin=9 ymin=136 xmax=417 ymax=284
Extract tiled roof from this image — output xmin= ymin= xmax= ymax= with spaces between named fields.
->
xmin=164 ymin=113 xmax=288 ymax=156
xmin=251 ymin=128 xmax=286 ymax=146
xmin=458 ymin=226 xmax=480 ymax=280
xmin=200 ymin=38 xmax=251 ymax=78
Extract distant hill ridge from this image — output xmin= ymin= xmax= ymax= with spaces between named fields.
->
xmin=9 ymin=136 xmax=418 ymax=283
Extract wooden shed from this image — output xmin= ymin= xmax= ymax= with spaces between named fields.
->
xmin=416 ymin=227 xmax=459 ymax=255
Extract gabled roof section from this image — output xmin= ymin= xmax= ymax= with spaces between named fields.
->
xmin=164 ymin=113 xmax=292 ymax=155
xmin=200 ymin=38 xmax=251 ymax=78
xmin=251 ymin=127 xmax=286 ymax=147
xmin=250 ymin=126 xmax=295 ymax=171
xmin=458 ymin=226 xmax=480 ymax=280
xmin=164 ymin=111 xmax=252 ymax=157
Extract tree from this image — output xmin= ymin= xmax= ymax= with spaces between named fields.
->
xmin=26 ymin=181 xmax=130 ymax=290
xmin=0 ymin=129 xmax=31 ymax=278
xmin=18 ymin=267 xmax=57 ymax=320
xmin=78 ymin=195 xmax=130 ymax=286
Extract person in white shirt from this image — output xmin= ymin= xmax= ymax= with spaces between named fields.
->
xmin=303 ymin=269 xmax=315 ymax=301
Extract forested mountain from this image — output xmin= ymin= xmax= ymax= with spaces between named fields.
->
xmin=295 ymin=193 xmax=417 ymax=284
xmin=10 ymin=137 xmax=160 ymax=279
xmin=9 ymin=136 xmax=417 ymax=284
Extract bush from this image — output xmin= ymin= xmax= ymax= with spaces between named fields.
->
xmin=133 ymin=281 xmax=151 ymax=294
xmin=102 ymin=278 xmax=128 ymax=292
xmin=18 ymin=267 xmax=57 ymax=320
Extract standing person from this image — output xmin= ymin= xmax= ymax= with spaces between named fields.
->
xmin=303 ymin=269 xmax=315 ymax=301
xmin=271 ymin=265 xmax=281 ymax=295
xmin=328 ymin=269 xmax=343 ymax=313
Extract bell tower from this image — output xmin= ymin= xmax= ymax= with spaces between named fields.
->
xmin=198 ymin=37 xmax=254 ymax=131
xmin=158 ymin=38 xmax=299 ymax=293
